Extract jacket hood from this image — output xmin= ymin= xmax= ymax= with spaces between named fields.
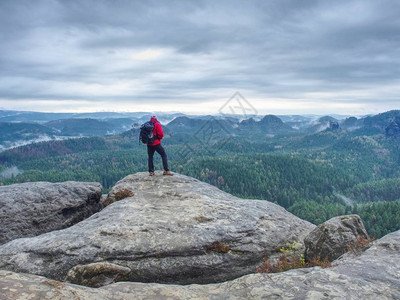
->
xmin=150 ymin=117 xmax=158 ymax=123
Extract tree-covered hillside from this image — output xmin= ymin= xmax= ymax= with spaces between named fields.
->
xmin=1 ymin=111 xmax=400 ymax=238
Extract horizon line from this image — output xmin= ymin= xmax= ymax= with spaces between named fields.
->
xmin=1 ymin=107 xmax=396 ymax=117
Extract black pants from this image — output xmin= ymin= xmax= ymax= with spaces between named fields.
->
xmin=147 ymin=144 xmax=169 ymax=172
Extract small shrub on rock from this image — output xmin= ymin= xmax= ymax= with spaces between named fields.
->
xmin=348 ymin=236 xmax=375 ymax=255
xmin=256 ymin=241 xmax=332 ymax=273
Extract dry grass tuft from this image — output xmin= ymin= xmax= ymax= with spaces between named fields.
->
xmin=257 ymin=241 xmax=332 ymax=273
xmin=348 ymin=236 xmax=375 ymax=255
xmin=256 ymin=254 xmax=332 ymax=273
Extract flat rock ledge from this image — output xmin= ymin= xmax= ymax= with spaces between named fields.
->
xmin=0 ymin=230 xmax=399 ymax=299
xmin=0 ymin=172 xmax=314 ymax=285
xmin=0 ymin=181 xmax=103 ymax=245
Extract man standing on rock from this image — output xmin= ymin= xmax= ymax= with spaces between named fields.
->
xmin=147 ymin=115 xmax=173 ymax=176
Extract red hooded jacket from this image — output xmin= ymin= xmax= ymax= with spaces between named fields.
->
xmin=148 ymin=117 xmax=163 ymax=146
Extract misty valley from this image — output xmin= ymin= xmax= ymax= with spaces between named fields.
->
xmin=0 ymin=109 xmax=400 ymax=239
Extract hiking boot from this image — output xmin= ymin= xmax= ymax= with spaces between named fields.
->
xmin=163 ymin=170 xmax=173 ymax=176
xmin=149 ymin=171 xmax=155 ymax=176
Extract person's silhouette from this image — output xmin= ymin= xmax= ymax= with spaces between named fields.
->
xmin=147 ymin=115 xmax=172 ymax=176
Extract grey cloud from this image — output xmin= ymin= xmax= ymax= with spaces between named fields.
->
xmin=0 ymin=0 xmax=399 ymax=113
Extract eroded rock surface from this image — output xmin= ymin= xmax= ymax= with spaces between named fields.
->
xmin=0 ymin=230 xmax=399 ymax=299
xmin=0 ymin=172 xmax=314 ymax=285
xmin=0 ymin=181 xmax=102 ymax=245
xmin=304 ymin=215 xmax=369 ymax=261
xmin=65 ymin=262 xmax=131 ymax=287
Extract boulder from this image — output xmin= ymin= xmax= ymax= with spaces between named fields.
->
xmin=304 ymin=215 xmax=369 ymax=261
xmin=0 ymin=181 xmax=102 ymax=245
xmin=0 ymin=230 xmax=399 ymax=299
xmin=0 ymin=172 xmax=314 ymax=285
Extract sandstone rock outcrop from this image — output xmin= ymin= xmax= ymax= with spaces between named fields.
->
xmin=0 ymin=172 xmax=315 ymax=285
xmin=0 ymin=181 xmax=102 ymax=245
xmin=0 ymin=230 xmax=399 ymax=299
xmin=304 ymin=215 xmax=369 ymax=261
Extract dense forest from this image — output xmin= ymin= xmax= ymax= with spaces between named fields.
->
xmin=1 ymin=112 xmax=400 ymax=238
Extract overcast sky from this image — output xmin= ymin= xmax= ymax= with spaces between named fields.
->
xmin=0 ymin=0 xmax=399 ymax=115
